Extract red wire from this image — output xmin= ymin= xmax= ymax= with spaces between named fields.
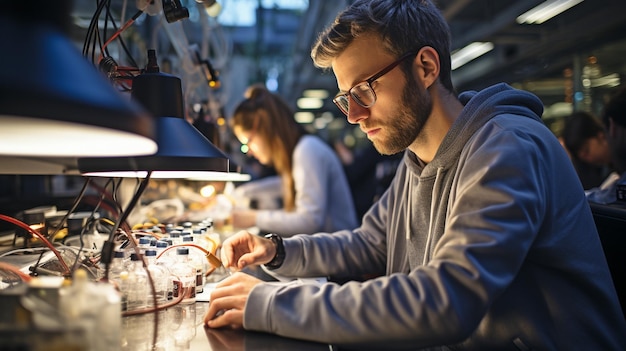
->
xmin=0 ymin=262 xmax=32 ymax=282
xmin=156 ymin=243 xmax=213 ymax=259
xmin=156 ymin=243 xmax=221 ymax=276
xmin=97 ymin=17 xmax=137 ymax=64
xmin=0 ymin=214 xmax=71 ymax=276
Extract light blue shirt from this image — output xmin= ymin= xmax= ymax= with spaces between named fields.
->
xmin=253 ymin=135 xmax=358 ymax=236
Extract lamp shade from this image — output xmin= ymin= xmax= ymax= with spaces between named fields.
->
xmin=0 ymin=4 xmax=157 ymax=157
xmin=186 ymin=161 xmax=251 ymax=182
xmin=78 ymin=68 xmax=229 ymax=178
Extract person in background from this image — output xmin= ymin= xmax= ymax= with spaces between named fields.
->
xmin=229 ymin=84 xmax=358 ymax=236
xmin=587 ymin=85 xmax=626 ymax=204
xmin=204 ymin=1 xmax=626 ymax=349
xmin=334 ymin=140 xmax=402 ymax=219
xmin=560 ymin=111 xmax=613 ymax=189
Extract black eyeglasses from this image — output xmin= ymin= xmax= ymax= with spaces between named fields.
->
xmin=333 ymin=51 xmax=418 ymax=116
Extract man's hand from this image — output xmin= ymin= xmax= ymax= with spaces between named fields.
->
xmin=220 ymin=230 xmax=276 ymax=270
xmin=203 ymin=272 xmax=264 ymax=329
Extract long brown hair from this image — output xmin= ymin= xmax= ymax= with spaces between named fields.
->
xmin=231 ymin=84 xmax=308 ymax=210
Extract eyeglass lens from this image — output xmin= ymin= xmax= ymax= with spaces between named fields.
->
xmin=334 ymin=82 xmax=376 ymax=115
xmin=333 ymin=50 xmax=418 ymax=116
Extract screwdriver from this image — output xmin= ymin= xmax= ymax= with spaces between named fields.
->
xmin=206 ymin=251 xmax=232 ymax=276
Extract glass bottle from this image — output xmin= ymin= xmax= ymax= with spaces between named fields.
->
xmin=183 ymin=236 xmax=205 ymax=294
xmin=144 ymin=249 xmax=169 ymax=306
xmin=170 ymin=247 xmax=196 ymax=304
xmin=126 ymin=252 xmax=149 ymax=312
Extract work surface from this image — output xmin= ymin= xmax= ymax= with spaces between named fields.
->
xmin=122 ymin=265 xmax=336 ymax=351
xmin=122 ymin=301 xmax=331 ymax=351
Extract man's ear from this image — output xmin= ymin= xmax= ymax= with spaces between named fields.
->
xmin=414 ymin=46 xmax=440 ymax=89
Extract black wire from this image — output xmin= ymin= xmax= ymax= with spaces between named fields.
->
xmin=82 ymin=0 xmax=143 ymax=86
xmin=83 ymin=0 xmax=109 ymax=61
xmin=29 ymin=250 xmax=46 ymax=276
xmin=93 ymin=0 xmax=110 ymax=64
xmin=105 ymin=8 xmax=142 ymax=69
xmin=70 ymin=178 xmax=112 ymax=272
xmin=84 ymin=181 xmax=109 ymax=235
xmin=102 ymin=0 xmax=112 ymax=58
xmin=82 ymin=0 xmax=100 ymax=56
xmin=49 ymin=178 xmax=92 ymax=241
xmin=113 ymin=178 xmax=125 ymax=215
xmin=102 ymin=172 xmax=153 ymax=271
xmin=88 ymin=1 xmax=106 ymax=63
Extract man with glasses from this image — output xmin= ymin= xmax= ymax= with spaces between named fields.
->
xmin=205 ymin=0 xmax=626 ymax=349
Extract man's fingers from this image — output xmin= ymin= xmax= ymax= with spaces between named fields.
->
xmin=206 ymin=308 xmax=244 ymax=329
xmin=204 ymin=295 xmax=246 ymax=327
xmin=220 ymin=231 xmax=255 ymax=268
xmin=220 ymin=247 xmax=231 ymax=268
xmin=210 ymin=276 xmax=243 ymax=299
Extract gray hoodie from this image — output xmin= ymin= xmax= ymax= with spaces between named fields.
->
xmin=245 ymin=83 xmax=626 ymax=350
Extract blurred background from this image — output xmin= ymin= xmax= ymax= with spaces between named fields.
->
xmin=1 ymin=0 xmax=626 ymax=220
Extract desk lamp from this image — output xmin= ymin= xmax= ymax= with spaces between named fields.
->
xmin=187 ymin=162 xmax=252 ymax=182
xmin=0 ymin=1 xmax=157 ymax=157
xmin=77 ymin=50 xmax=230 ymax=178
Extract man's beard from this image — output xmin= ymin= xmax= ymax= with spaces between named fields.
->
xmin=372 ymin=72 xmax=432 ymax=155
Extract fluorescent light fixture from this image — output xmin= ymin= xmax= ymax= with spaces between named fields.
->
xmin=294 ymin=112 xmax=315 ymax=124
xmin=0 ymin=7 xmax=157 ymax=157
xmin=297 ymin=97 xmax=324 ymax=109
xmin=516 ymin=0 xmax=584 ymax=24
xmin=451 ymin=42 xmax=494 ymax=70
xmin=302 ymin=89 xmax=329 ymax=99
xmin=590 ymin=73 xmax=621 ymax=88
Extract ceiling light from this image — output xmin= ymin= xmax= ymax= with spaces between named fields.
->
xmin=297 ymin=97 xmax=324 ymax=109
xmin=590 ymin=73 xmax=621 ymax=88
xmin=516 ymin=0 xmax=584 ymax=25
xmin=451 ymin=42 xmax=494 ymax=70
xmin=294 ymin=112 xmax=315 ymax=124
xmin=0 ymin=4 xmax=157 ymax=157
xmin=78 ymin=51 xmax=229 ymax=178
xmin=302 ymin=89 xmax=329 ymax=99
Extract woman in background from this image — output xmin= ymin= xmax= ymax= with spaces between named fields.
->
xmin=229 ymin=84 xmax=358 ymax=236
xmin=560 ymin=111 xmax=613 ymax=189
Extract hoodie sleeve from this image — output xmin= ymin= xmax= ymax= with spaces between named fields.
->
xmin=243 ymin=116 xmax=578 ymax=348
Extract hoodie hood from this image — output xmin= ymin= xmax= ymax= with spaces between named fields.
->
xmin=402 ymin=83 xmax=544 ymax=268
xmin=417 ymin=82 xmax=544 ymax=176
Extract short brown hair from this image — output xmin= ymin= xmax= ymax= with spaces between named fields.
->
xmin=311 ymin=0 xmax=454 ymax=93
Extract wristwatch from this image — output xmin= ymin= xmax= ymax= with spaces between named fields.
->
xmin=264 ymin=233 xmax=285 ymax=269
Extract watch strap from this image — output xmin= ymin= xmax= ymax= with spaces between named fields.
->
xmin=264 ymin=233 xmax=285 ymax=269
